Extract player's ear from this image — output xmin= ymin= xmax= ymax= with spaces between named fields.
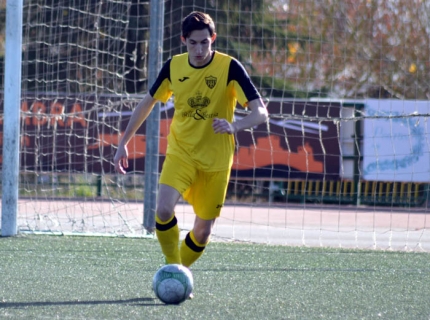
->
xmin=211 ymin=33 xmax=217 ymax=43
xmin=181 ymin=36 xmax=186 ymax=45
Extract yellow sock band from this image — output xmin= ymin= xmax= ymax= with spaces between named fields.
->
xmin=189 ymin=230 xmax=207 ymax=248
xmin=180 ymin=230 xmax=207 ymax=267
xmin=155 ymin=214 xmax=174 ymax=226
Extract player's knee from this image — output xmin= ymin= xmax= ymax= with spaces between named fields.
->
xmin=156 ymin=202 xmax=175 ymax=222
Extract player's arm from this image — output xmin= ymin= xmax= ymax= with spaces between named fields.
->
xmin=212 ymin=98 xmax=268 ymax=134
xmin=114 ymin=94 xmax=157 ymax=174
xmin=213 ymin=58 xmax=268 ymax=134
xmin=232 ymin=98 xmax=268 ymax=132
xmin=114 ymin=58 xmax=172 ymax=174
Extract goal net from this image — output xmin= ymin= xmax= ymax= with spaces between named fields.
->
xmin=0 ymin=0 xmax=429 ymax=250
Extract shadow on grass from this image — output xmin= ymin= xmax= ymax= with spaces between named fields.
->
xmin=0 ymin=297 xmax=165 ymax=308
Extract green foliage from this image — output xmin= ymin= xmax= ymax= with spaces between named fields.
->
xmin=12 ymin=0 xmax=327 ymax=97
xmin=0 ymin=3 xmax=5 ymax=87
xmin=20 ymin=0 xmax=148 ymax=93
xmin=73 ymin=185 xmax=95 ymax=198
xmin=163 ymin=0 xmax=305 ymax=98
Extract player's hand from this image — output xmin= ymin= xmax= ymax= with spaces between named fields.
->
xmin=212 ymin=118 xmax=236 ymax=134
xmin=114 ymin=144 xmax=129 ymax=174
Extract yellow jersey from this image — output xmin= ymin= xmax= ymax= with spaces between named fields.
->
xmin=149 ymin=51 xmax=260 ymax=172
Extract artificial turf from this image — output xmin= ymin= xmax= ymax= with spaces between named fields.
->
xmin=0 ymin=235 xmax=429 ymax=319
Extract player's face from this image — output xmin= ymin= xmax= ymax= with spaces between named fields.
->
xmin=182 ymin=29 xmax=216 ymax=67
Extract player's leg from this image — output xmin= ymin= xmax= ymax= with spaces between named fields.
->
xmin=180 ymin=216 xmax=215 ymax=267
xmin=155 ymin=183 xmax=182 ymax=264
xmin=157 ymin=154 xmax=197 ymax=265
xmin=180 ymin=169 xmax=230 ymax=267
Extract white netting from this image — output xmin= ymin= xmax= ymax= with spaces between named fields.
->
xmin=0 ymin=0 xmax=429 ymax=250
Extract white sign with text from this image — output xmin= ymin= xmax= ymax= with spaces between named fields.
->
xmin=363 ymin=99 xmax=430 ymax=182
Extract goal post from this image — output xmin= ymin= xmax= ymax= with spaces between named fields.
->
xmin=1 ymin=0 xmax=24 ymax=237
xmin=143 ymin=0 xmax=164 ymax=233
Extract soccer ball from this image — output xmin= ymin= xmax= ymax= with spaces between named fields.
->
xmin=152 ymin=264 xmax=194 ymax=304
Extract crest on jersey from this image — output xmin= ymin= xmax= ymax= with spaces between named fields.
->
xmin=188 ymin=91 xmax=210 ymax=108
xmin=205 ymin=75 xmax=217 ymax=89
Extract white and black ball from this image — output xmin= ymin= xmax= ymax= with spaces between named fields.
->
xmin=152 ymin=264 xmax=194 ymax=304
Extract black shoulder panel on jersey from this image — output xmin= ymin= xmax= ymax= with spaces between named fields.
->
xmin=149 ymin=58 xmax=172 ymax=97
xmin=227 ymin=59 xmax=261 ymax=102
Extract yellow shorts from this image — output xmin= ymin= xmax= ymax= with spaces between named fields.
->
xmin=159 ymin=154 xmax=231 ymax=220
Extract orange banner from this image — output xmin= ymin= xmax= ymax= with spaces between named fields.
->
xmin=0 ymin=94 xmax=340 ymax=179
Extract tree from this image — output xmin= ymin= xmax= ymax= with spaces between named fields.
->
xmin=20 ymin=0 xmax=148 ymax=94
xmin=0 ymin=0 xmax=6 ymax=89
xmin=163 ymin=0 xmax=296 ymax=98
xmin=8 ymin=0 xmax=428 ymax=98
xmin=266 ymin=0 xmax=430 ymax=99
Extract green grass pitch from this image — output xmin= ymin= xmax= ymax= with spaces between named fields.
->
xmin=0 ymin=235 xmax=429 ymax=319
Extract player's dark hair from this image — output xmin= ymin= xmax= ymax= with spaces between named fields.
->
xmin=181 ymin=11 xmax=215 ymax=39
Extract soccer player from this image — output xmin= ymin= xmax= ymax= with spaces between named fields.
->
xmin=114 ymin=11 xmax=268 ymax=268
